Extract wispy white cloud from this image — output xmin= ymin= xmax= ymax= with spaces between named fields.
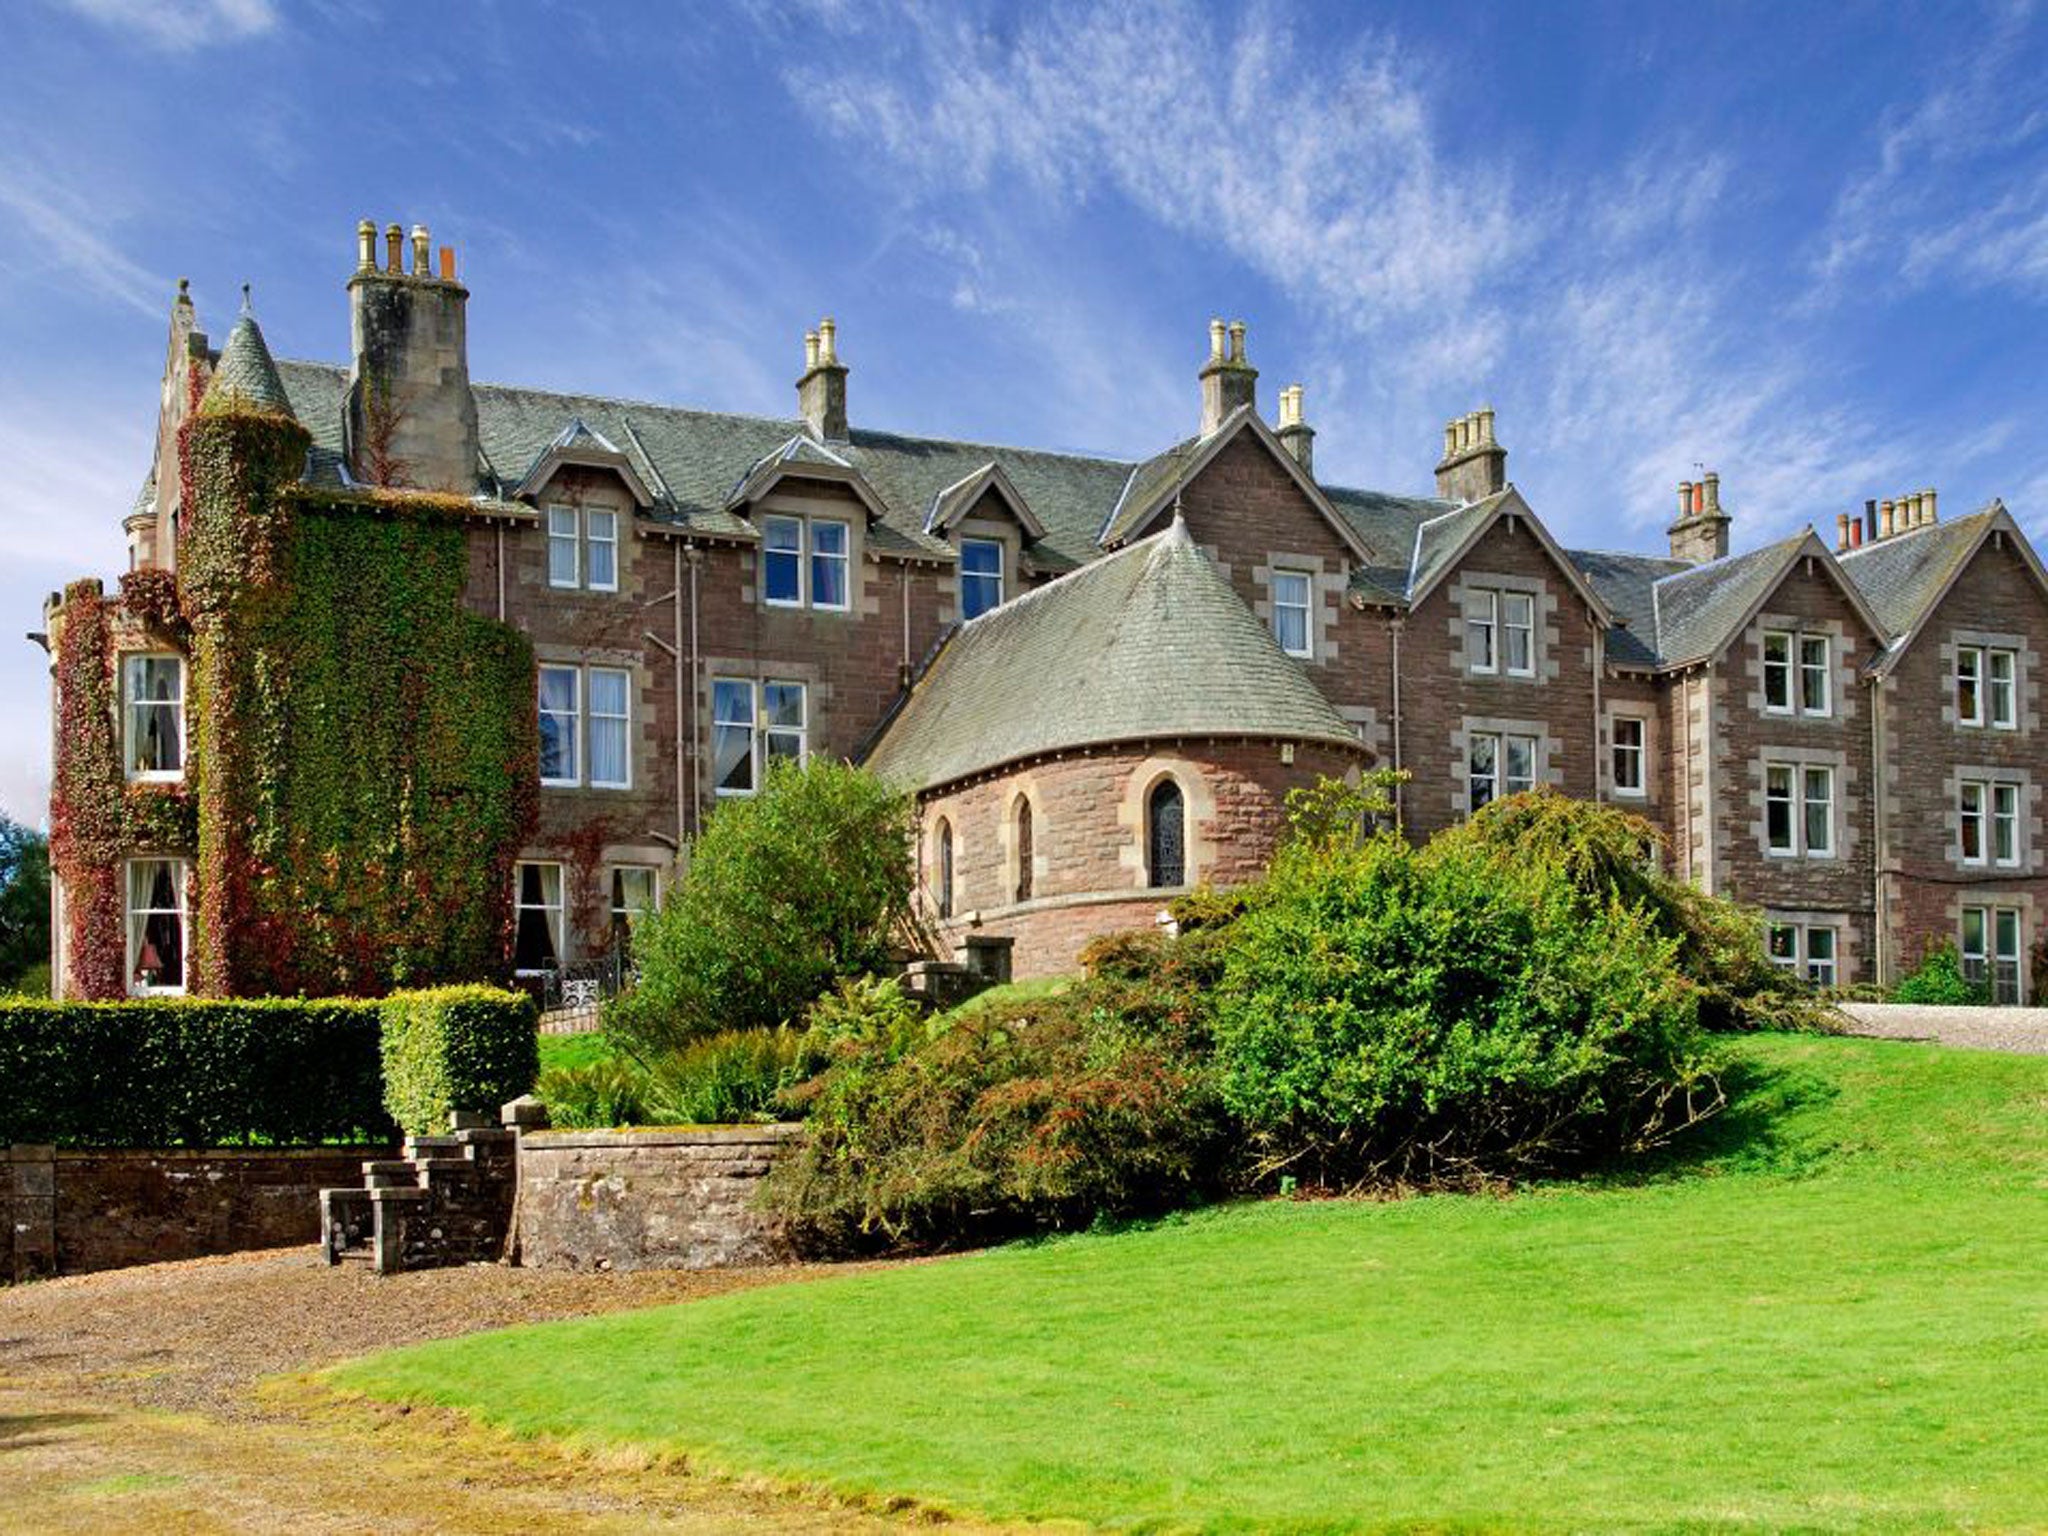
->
xmin=53 ymin=0 xmax=279 ymax=52
xmin=0 ymin=168 xmax=164 ymax=320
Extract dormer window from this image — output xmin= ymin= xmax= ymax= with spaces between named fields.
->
xmin=961 ymin=537 xmax=1004 ymax=620
xmin=546 ymin=505 xmax=618 ymax=592
xmin=763 ymin=514 xmax=851 ymax=611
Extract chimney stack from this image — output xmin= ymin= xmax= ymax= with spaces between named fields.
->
xmin=1198 ymin=316 xmax=1258 ymax=435
xmin=1666 ymin=465 xmax=1732 ymax=564
xmin=797 ymin=315 xmax=849 ymax=441
xmin=1275 ymin=383 xmax=1315 ymax=476
xmin=345 ymin=216 xmax=477 ymax=493
xmin=1435 ymin=407 xmax=1507 ymax=503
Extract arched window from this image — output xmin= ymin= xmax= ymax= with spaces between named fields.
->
xmin=1146 ymin=778 xmax=1185 ymax=889
xmin=1014 ymin=795 xmax=1034 ymax=903
xmin=935 ymin=818 xmax=955 ymax=919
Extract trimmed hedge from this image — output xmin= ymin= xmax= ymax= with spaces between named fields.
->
xmin=379 ymin=985 xmax=540 ymax=1135
xmin=0 ymin=996 xmax=390 ymax=1147
xmin=0 ymin=986 xmax=538 ymax=1147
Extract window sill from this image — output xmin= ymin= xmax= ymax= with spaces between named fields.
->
xmin=540 ymin=779 xmax=582 ymax=790
xmin=127 ymin=772 xmax=186 ymax=785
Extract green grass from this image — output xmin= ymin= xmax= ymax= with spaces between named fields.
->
xmin=331 ymin=1036 xmax=2048 ymax=1532
xmin=535 ymin=1029 xmax=615 ymax=1075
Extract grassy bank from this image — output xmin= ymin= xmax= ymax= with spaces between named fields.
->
xmin=332 ymin=1035 xmax=2048 ymax=1531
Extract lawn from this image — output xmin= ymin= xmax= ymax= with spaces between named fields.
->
xmin=331 ymin=1035 xmax=2048 ymax=1532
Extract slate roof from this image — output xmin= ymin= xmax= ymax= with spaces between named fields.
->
xmin=1651 ymin=534 xmax=1811 ymax=667
xmin=863 ymin=518 xmax=1366 ymax=790
xmin=206 ymin=310 xmax=294 ymax=418
xmin=261 ymin=355 xmax=1998 ymax=675
xmin=127 ymin=464 xmax=157 ymax=523
xmin=1836 ymin=509 xmax=2001 ymax=641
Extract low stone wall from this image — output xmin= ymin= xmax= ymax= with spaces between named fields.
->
xmin=514 ymin=1125 xmax=801 ymax=1272
xmin=5 ymin=1144 xmax=394 ymax=1281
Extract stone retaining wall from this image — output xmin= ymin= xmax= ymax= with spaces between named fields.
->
xmin=514 ymin=1125 xmax=800 ymax=1271
xmin=4 ymin=1144 xmax=393 ymax=1281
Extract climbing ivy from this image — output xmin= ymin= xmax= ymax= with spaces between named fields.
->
xmin=50 ymin=404 xmax=536 ymax=1000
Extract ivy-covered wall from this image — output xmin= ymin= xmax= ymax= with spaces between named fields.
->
xmin=50 ymin=404 xmax=537 ymax=999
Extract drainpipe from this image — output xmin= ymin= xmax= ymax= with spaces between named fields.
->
xmin=1591 ymin=618 xmax=1604 ymax=798
xmin=1699 ymin=666 xmax=1717 ymax=895
xmin=1681 ymin=671 xmax=1695 ymax=884
xmin=495 ymin=523 xmax=506 ymax=621
xmin=1871 ymin=675 xmax=1889 ymax=986
xmin=901 ymin=562 xmax=911 ymax=669
xmin=686 ymin=545 xmax=702 ymax=839
xmin=1389 ymin=614 xmax=1404 ymax=831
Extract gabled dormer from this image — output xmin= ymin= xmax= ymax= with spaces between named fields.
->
xmin=927 ymin=461 xmax=1045 ymax=621
xmin=513 ymin=417 xmax=656 ymax=508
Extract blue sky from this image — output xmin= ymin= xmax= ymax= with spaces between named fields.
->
xmin=5 ymin=0 xmax=2047 ymax=821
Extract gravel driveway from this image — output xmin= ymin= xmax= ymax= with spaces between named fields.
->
xmin=1837 ymin=1001 xmax=2048 ymax=1055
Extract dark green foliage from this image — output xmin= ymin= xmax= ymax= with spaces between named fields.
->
xmin=378 ymin=985 xmax=539 ymax=1135
xmin=767 ymin=958 xmax=1231 ymax=1248
xmin=536 ymin=1057 xmax=652 ymax=1131
xmin=607 ymin=759 xmax=912 ymax=1053
xmin=0 ymin=996 xmax=393 ymax=1147
xmin=1210 ymin=824 xmax=1724 ymax=1186
xmin=1431 ymin=791 xmax=1830 ymax=1033
xmin=645 ymin=1029 xmax=804 ymax=1124
xmin=0 ymin=816 xmax=49 ymax=991
xmin=1891 ymin=942 xmax=1989 ymax=1006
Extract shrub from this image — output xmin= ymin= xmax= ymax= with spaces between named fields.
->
xmin=1431 ymin=791 xmax=1830 ymax=1033
xmin=379 ymin=985 xmax=539 ymax=1135
xmin=535 ymin=1057 xmax=651 ymax=1131
xmin=1209 ymin=826 xmax=1724 ymax=1186
xmin=607 ymin=759 xmax=913 ymax=1054
xmin=767 ymin=951 xmax=1231 ymax=1248
xmin=1891 ymin=942 xmax=1989 ymax=1006
xmin=0 ymin=996 xmax=392 ymax=1147
xmin=646 ymin=1028 xmax=805 ymax=1124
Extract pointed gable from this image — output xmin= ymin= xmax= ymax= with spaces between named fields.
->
xmin=1406 ymin=487 xmax=1615 ymax=626
xmin=1652 ymin=529 xmax=1890 ymax=668
xmin=925 ymin=460 xmax=1045 ymax=540
xmin=725 ymin=433 xmax=891 ymax=525
xmin=1839 ymin=504 xmax=2048 ymax=668
xmin=512 ymin=415 xmax=656 ymax=506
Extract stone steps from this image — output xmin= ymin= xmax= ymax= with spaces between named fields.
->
xmin=320 ymin=1109 xmax=537 ymax=1276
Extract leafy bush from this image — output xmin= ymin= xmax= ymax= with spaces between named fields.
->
xmin=1210 ymin=824 xmax=1725 ymax=1186
xmin=645 ymin=1028 xmax=805 ymax=1124
xmin=1891 ymin=942 xmax=1989 ymax=1006
xmin=379 ymin=985 xmax=539 ymax=1135
xmin=607 ymin=759 xmax=913 ymax=1053
xmin=6 ymin=962 xmax=50 ymax=1000
xmin=535 ymin=1056 xmax=652 ymax=1130
xmin=1431 ymin=792 xmax=1830 ymax=1033
xmin=0 ymin=996 xmax=393 ymax=1147
xmin=767 ymin=950 xmax=1231 ymax=1247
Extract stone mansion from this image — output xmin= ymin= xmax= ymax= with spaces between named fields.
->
xmin=41 ymin=218 xmax=2048 ymax=998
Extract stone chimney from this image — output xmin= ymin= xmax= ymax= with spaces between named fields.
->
xmin=1199 ymin=318 xmax=1258 ymax=435
xmin=1275 ymin=382 xmax=1314 ymax=476
xmin=797 ymin=316 xmax=849 ymax=442
xmin=1667 ymin=471 xmax=1731 ymax=564
xmin=1871 ymin=487 xmax=1940 ymax=541
xmin=1434 ymin=408 xmax=1506 ymax=503
xmin=345 ymin=218 xmax=477 ymax=493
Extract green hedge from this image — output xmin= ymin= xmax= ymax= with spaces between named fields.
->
xmin=379 ymin=985 xmax=539 ymax=1135
xmin=0 ymin=986 xmax=539 ymax=1147
xmin=0 ymin=996 xmax=390 ymax=1147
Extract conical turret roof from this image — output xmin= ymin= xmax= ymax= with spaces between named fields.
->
xmin=203 ymin=288 xmax=295 ymax=419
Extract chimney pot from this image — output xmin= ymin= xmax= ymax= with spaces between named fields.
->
xmin=385 ymin=223 xmax=403 ymax=273
xmin=1864 ymin=497 xmax=1878 ymax=543
xmin=1208 ymin=318 xmax=1226 ymax=364
xmin=1703 ymin=471 xmax=1720 ymax=513
xmin=1445 ymin=422 xmax=1460 ymax=458
xmin=438 ymin=245 xmax=456 ymax=281
xmin=1478 ymin=407 xmax=1495 ymax=445
xmin=411 ymin=224 xmax=430 ymax=275
xmin=1228 ymin=319 xmax=1247 ymax=365
xmin=1836 ymin=511 xmax=1852 ymax=552
xmin=804 ymin=330 xmax=820 ymax=370
xmin=819 ymin=316 xmax=837 ymax=365
xmin=1880 ymin=499 xmax=1896 ymax=538
xmin=1927 ymin=487 xmax=1939 ymax=524
xmin=356 ymin=219 xmax=376 ymax=271
xmin=1678 ymin=482 xmax=1694 ymax=518
xmin=1850 ymin=518 xmax=1863 ymax=548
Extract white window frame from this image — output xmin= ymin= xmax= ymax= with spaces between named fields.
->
xmin=762 ymin=515 xmax=804 ymax=609
xmin=1765 ymin=762 xmax=1835 ymax=857
xmin=1762 ymin=631 xmax=1793 ymax=713
xmin=1798 ymin=634 xmax=1831 ymax=717
xmin=1467 ymin=591 xmax=1498 ymax=675
xmin=1957 ymin=646 xmax=1984 ymax=726
xmin=810 ymin=518 xmax=851 ymax=612
xmin=1765 ymin=922 xmax=1838 ymax=986
xmin=1501 ymin=591 xmax=1536 ymax=678
xmin=609 ymin=865 xmax=659 ymax=933
xmin=125 ymin=856 xmax=188 ymax=996
xmin=763 ymin=680 xmax=808 ymax=768
xmin=1989 ymin=648 xmax=2018 ymax=730
xmin=960 ymin=537 xmax=1005 ymax=621
xmin=546 ymin=505 xmax=580 ymax=589
xmin=1611 ymin=716 xmax=1646 ymax=798
xmin=712 ymin=678 xmax=759 ymax=796
xmin=1994 ymin=781 xmax=2021 ymax=867
xmin=513 ymin=860 xmax=566 ymax=977
xmin=1468 ymin=731 xmax=1538 ymax=811
xmin=587 ymin=666 xmax=632 ymax=791
xmin=586 ymin=509 xmax=619 ymax=593
xmin=1960 ymin=779 xmax=1987 ymax=865
xmin=1803 ymin=765 xmax=1835 ymax=856
xmin=538 ymin=664 xmax=582 ymax=788
xmin=1961 ymin=904 xmax=2024 ymax=1003
xmin=711 ymin=678 xmax=809 ymax=796
xmin=122 ymin=652 xmax=186 ymax=783
xmin=1271 ymin=569 xmax=1314 ymax=660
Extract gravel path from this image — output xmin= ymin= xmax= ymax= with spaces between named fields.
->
xmin=1837 ymin=1001 xmax=2048 ymax=1055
